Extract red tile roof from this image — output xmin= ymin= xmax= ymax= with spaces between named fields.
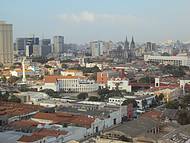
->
xmin=9 ymin=120 xmax=39 ymax=128
xmin=44 ymin=75 xmax=83 ymax=83
xmin=17 ymin=134 xmax=45 ymax=142
xmin=142 ymin=110 xmax=162 ymax=120
xmin=33 ymin=128 xmax=68 ymax=137
xmin=32 ymin=112 xmax=95 ymax=128
xmin=0 ymin=101 xmax=43 ymax=118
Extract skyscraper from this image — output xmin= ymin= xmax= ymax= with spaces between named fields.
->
xmin=0 ymin=21 xmax=13 ymax=65
xmin=40 ymin=39 xmax=51 ymax=57
xmin=53 ymin=36 xmax=64 ymax=54
xmin=25 ymin=37 xmax=39 ymax=57
xmin=90 ymin=41 xmax=104 ymax=57
xmin=16 ymin=38 xmax=27 ymax=56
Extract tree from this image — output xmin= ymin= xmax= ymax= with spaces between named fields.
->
xmin=77 ymin=92 xmax=88 ymax=100
xmin=8 ymin=95 xmax=21 ymax=103
xmin=7 ymin=76 xmax=20 ymax=84
xmin=122 ymin=99 xmax=138 ymax=108
xmin=162 ymin=52 xmax=170 ymax=56
xmin=165 ymin=100 xmax=179 ymax=109
xmin=0 ymin=91 xmax=9 ymax=101
xmin=177 ymin=110 xmax=190 ymax=125
xmin=0 ymin=75 xmax=7 ymax=83
xmin=142 ymin=99 xmax=147 ymax=109
xmin=139 ymin=76 xmax=155 ymax=84
xmin=160 ymin=65 xmax=185 ymax=77
xmin=40 ymin=89 xmax=59 ymax=98
xmin=88 ymin=96 xmax=100 ymax=101
xmin=159 ymin=93 xmax=164 ymax=101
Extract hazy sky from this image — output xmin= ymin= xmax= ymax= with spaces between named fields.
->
xmin=1 ymin=0 xmax=190 ymax=44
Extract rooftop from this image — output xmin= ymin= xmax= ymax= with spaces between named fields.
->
xmin=0 ymin=101 xmax=43 ymax=118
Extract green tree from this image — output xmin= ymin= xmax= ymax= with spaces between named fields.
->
xmin=40 ymin=89 xmax=59 ymax=98
xmin=0 ymin=76 xmax=7 ymax=83
xmin=8 ymin=95 xmax=21 ymax=103
xmin=77 ymin=92 xmax=88 ymax=100
xmin=88 ymin=96 xmax=100 ymax=101
xmin=177 ymin=110 xmax=190 ymax=125
xmin=7 ymin=76 xmax=20 ymax=84
xmin=139 ymin=76 xmax=155 ymax=84
xmin=162 ymin=52 xmax=170 ymax=56
xmin=165 ymin=100 xmax=179 ymax=109
xmin=122 ymin=99 xmax=137 ymax=108
xmin=142 ymin=99 xmax=148 ymax=109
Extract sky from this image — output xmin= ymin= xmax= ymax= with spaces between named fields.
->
xmin=1 ymin=0 xmax=190 ymax=44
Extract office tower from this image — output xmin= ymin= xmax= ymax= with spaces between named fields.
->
xmin=40 ymin=39 xmax=51 ymax=57
xmin=0 ymin=21 xmax=13 ymax=65
xmin=146 ymin=42 xmax=156 ymax=52
xmin=90 ymin=41 xmax=104 ymax=57
xmin=53 ymin=36 xmax=64 ymax=54
xmin=16 ymin=38 xmax=27 ymax=56
xmin=32 ymin=44 xmax=41 ymax=57
xmin=25 ymin=37 xmax=39 ymax=57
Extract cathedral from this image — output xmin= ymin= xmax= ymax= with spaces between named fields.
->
xmin=110 ymin=36 xmax=136 ymax=63
xmin=124 ymin=36 xmax=136 ymax=62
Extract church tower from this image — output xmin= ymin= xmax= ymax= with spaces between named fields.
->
xmin=130 ymin=36 xmax=135 ymax=50
xmin=124 ymin=36 xmax=129 ymax=61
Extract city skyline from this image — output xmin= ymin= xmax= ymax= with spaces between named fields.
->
xmin=1 ymin=0 xmax=190 ymax=44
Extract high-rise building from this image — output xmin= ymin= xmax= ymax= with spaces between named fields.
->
xmin=40 ymin=39 xmax=51 ymax=57
xmin=53 ymin=36 xmax=64 ymax=54
xmin=16 ymin=38 xmax=27 ymax=56
xmin=146 ymin=42 xmax=156 ymax=52
xmin=90 ymin=41 xmax=104 ymax=57
xmin=0 ymin=21 xmax=13 ymax=65
xmin=25 ymin=37 xmax=39 ymax=57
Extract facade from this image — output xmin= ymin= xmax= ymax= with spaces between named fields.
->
xmin=144 ymin=55 xmax=190 ymax=67
xmin=97 ymin=71 xmax=120 ymax=84
xmin=25 ymin=37 xmax=39 ymax=57
xmin=57 ymin=77 xmax=98 ymax=93
xmin=32 ymin=44 xmax=41 ymax=57
xmin=90 ymin=41 xmax=104 ymax=57
xmin=40 ymin=39 xmax=51 ymax=57
xmin=107 ymin=78 xmax=132 ymax=92
xmin=10 ymin=69 xmax=35 ymax=77
xmin=61 ymin=70 xmax=83 ymax=77
xmin=16 ymin=38 xmax=27 ymax=56
xmin=53 ymin=36 xmax=64 ymax=54
xmin=108 ymin=97 xmax=126 ymax=105
xmin=43 ymin=75 xmax=99 ymax=92
xmin=0 ymin=21 xmax=13 ymax=65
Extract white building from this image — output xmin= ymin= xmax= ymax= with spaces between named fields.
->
xmin=108 ymin=97 xmax=126 ymax=105
xmin=90 ymin=41 xmax=104 ymax=57
xmin=144 ymin=54 xmax=190 ymax=67
xmin=61 ymin=70 xmax=83 ymax=77
xmin=57 ymin=77 xmax=98 ymax=93
xmin=10 ymin=69 xmax=35 ymax=77
xmin=107 ymin=78 xmax=132 ymax=92
xmin=43 ymin=76 xmax=98 ymax=92
xmin=135 ymin=95 xmax=155 ymax=110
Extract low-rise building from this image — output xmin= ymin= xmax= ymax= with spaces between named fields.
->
xmin=144 ymin=54 xmax=190 ymax=67
xmin=61 ymin=69 xmax=83 ymax=77
xmin=42 ymin=75 xmax=98 ymax=93
xmin=10 ymin=69 xmax=35 ymax=77
xmin=107 ymin=78 xmax=131 ymax=92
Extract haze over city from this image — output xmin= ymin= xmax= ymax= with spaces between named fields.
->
xmin=1 ymin=0 xmax=190 ymax=43
xmin=1 ymin=0 xmax=190 ymax=143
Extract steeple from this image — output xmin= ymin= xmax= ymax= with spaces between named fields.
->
xmin=130 ymin=36 xmax=135 ymax=49
xmin=124 ymin=35 xmax=129 ymax=50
